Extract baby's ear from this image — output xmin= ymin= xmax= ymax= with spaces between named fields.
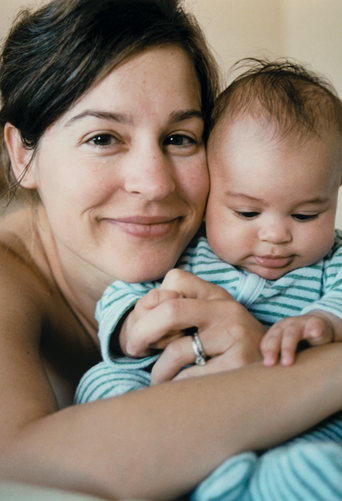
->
xmin=4 ymin=123 xmax=38 ymax=189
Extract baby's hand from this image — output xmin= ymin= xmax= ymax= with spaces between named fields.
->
xmin=260 ymin=312 xmax=336 ymax=367
xmin=120 ymin=288 xmax=183 ymax=357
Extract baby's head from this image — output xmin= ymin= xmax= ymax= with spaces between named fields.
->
xmin=206 ymin=59 xmax=342 ymax=280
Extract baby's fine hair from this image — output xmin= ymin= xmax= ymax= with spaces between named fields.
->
xmin=211 ymin=58 xmax=342 ymax=140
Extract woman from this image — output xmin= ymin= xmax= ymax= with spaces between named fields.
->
xmin=0 ymin=0 xmax=341 ymax=500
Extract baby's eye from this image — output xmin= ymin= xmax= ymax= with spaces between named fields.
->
xmin=164 ymin=134 xmax=196 ymax=147
xmin=88 ymin=134 xmax=118 ymax=146
xmin=292 ymin=213 xmax=318 ymax=222
xmin=235 ymin=211 xmax=260 ymax=219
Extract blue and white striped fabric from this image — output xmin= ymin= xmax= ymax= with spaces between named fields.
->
xmin=191 ymin=412 xmax=342 ymax=501
xmin=76 ymin=229 xmax=342 ymax=388
xmin=76 ymin=230 xmax=342 ymax=401
xmin=75 ymin=230 xmax=342 ymax=500
xmin=75 ymin=358 xmax=156 ymax=403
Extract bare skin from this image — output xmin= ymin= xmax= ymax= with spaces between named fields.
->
xmin=119 ymin=269 xmax=266 ymax=384
xmin=1 ymin=206 xmax=342 ymax=501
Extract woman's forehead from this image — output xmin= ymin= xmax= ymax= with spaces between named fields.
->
xmin=56 ymin=46 xmax=202 ymax=128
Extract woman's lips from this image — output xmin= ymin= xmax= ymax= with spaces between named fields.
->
xmin=105 ymin=217 xmax=180 ymax=238
xmin=253 ymin=255 xmax=293 ymax=268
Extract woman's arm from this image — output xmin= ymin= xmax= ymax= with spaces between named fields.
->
xmin=1 ymin=257 xmax=342 ymax=501
xmin=3 ymin=345 xmax=342 ymax=501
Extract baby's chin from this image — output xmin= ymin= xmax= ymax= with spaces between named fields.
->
xmin=239 ymin=262 xmax=296 ymax=281
xmin=251 ymin=267 xmax=292 ymax=281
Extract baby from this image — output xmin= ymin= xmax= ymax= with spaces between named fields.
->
xmin=76 ymin=60 xmax=342 ymax=500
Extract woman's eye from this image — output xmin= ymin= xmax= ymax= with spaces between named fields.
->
xmin=88 ymin=134 xmax=118 ymax=146
xmin=292 ymin=213 xmax=318 ymax=221
xmin=164 ymin=134 xmax=195 ymax=146
xmin=235 ymin=211 xmax=260 ymax=219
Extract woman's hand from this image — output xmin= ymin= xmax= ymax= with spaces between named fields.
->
xmin=121 ymin=269 xmax=266 ymax=383
xmin=119 ymin=287 xmax=185 ymax=357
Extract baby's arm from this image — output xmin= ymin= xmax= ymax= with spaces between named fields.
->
xmin=76 ymin=281 xmax=183 ymax=403
xmin=260 ymin=311 xmax=341 ymax=367
xmin=96 ymin=279 xmax=185 ymax=359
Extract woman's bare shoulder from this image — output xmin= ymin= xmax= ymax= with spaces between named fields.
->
xmin=0 ymin=206 xmax=56 ymax=303
xmin=0 ymin=206 xmax=48 ymax=297
xmin=0 ymin=206 xmax=62 ymax=349
xmin=0 ymin=206 xmax=100 ymax=407
xmin=0 ymin=205 xmax=36 ymax=252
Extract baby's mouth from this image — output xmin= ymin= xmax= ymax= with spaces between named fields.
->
xmin=253 ymin=255 xmax=294 ymax=268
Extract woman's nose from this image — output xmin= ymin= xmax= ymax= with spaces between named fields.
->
xmin=258 ymin=219 xmax=292 ymax=244
xmin=124 ymin=146 xmax=176 ymax=201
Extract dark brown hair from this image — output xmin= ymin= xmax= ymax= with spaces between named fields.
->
xmin=0 ymin=0 xmax=220 ymax=199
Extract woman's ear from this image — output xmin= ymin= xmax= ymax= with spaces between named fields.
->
xmin=4 ymin=123 xmax=38 ymax=189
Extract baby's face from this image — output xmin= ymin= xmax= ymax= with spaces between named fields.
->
xmin=206 ymin=116 xmax=342 ymax=280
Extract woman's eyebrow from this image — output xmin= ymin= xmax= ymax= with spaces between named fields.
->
xmin=64 ymin=108 xmax=203 ymax=127
xmin=168 ymin=109 xmax=204 ymax=124
xmin=64 ymin=110 xmax=133 ymax=126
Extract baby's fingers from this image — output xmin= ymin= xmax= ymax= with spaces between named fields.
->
xmin=302 ymin=315 xmax=334 ymax=346
xmin=260 ymin=328 xmax=283 ymax=367
xmin=277 ymin=325 xmax=303 ymax=366
xmin=261 ymin=321 xmax=303 ymax=367
xmin=261 ymin=314 xmax=335 ymax=369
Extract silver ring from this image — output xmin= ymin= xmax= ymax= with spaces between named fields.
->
xmin=192 ymin=332 xmax=207 ymax=365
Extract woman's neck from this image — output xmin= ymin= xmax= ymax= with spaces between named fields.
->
xmin=36 ymin=205 xmax=111 ymax=344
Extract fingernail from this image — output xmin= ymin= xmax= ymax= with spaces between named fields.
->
xmin=281 ymin=355 xmax=292 ymax=366
xmin=263 ymin=356 xmax=273 ymax=366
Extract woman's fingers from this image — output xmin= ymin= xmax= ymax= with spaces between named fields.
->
xmin=122 ymin=289 xmax=181 ymax=356
xmin=126 ymin=297 xmax=206 ymax=356
xmin=126 ymin=273 xmax=238 ymax=356
xmin=151 ymin=324 xmax=264 ymax=384
xmin=151 ymin=329 xmax=228 ymax=385
xmin=173 ymin=344 xmax=262 ymax=381
xmin=134 ymin=288 xmax=181 ymax=314
xmin=149 ymin=299 xmax=265 ymax=384
xmin=150 ymin=335 xmax=195 ymax=384
xmin=161 ymin=269 xmax=234 ymax=301
xmin=127 ymin=295 xmax=239 ymax=356
xmin=127 ymin=284 xmax=266 ymax=382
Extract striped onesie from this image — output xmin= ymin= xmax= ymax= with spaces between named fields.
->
xmin=76 ymin=230 xmax=342 ymax=501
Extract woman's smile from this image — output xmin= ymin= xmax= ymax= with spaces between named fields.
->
xmin=28 ymin=46 xmax=209 ymax=283
xmin=103 ymin=216 xmax=182 ymax=239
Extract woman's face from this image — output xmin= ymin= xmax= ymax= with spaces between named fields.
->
xmin=28 ymin=46 xmax=209 ymax=283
